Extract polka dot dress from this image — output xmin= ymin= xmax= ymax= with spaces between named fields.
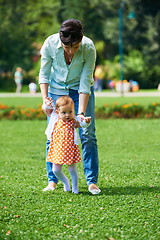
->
xmin=47 ymin=118 xmax=81 ymax=164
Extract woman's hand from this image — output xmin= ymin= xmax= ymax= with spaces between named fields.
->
xmin=42 ymin=108 xmax=53 ymax=117
xmin=74 ymin=119 xmax=81 ymax=128
xmin=74 ymin=114 xmax=91 ymax=128
xmin=74 ymin=114 xmax=85 ymax=128
xmin=44 ymin=97 xmax=53 ymax=106
xmin=84 ymin=117 xmax=91 ymax=124
xmin=42 ymin=97 xmax=53 ymax=116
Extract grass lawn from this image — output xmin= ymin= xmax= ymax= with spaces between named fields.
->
xmin=0 ymin=119 xmax=159 ymax=240
xmin=0 ymin=95 xmax=160 ymax=108
xmin=0 ymin=97 xmax=42 ymax=108
xmin=95 ymin=96 xmax=160 ymax=107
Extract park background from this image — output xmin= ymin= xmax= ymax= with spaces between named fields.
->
xmin=0 ymin=0 xmax=160 ymax=240
xmin=0 ymin=0 xmax=160 ymax=91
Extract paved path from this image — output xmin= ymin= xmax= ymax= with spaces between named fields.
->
xmin=95 ymin=91 xmax=160 ymax=97
xmin=0 ymin=91 xmax=160 ymax=98
xmin=0 ymin=93 xmax=42 ymax=97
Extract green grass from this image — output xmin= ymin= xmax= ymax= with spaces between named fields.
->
xmin=0 ymin=96 xmax=160 ymax=109
xmin=95 ymin=96 xmax=160 ymax=106
xmin=0 ymin=119 xmax=159 ymax=240
xmin=0 ymin=97 xmax=42 ymax=108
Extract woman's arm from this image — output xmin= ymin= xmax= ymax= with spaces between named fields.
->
xmin=74 ymin=93 xmax=89 ymax=128
xmin=78 ymin=93 xmax=89 ymax=114
xmin=40 ymin=83 xmax=49 ymax=101
xmin=78 ymin=41 xmax=96 ymax=115
xmin=79 ymin=39 xmax=96 ymax=95
xmin=40 ymin=83 xmax=53 ymax=116
xmin=77 ymin=39 xmax=96 ymax=118
xmin=39 ymin=38 xmax=53 ymax=116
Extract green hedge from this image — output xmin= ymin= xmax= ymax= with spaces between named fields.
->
xmin=1 ymin=102 xmax=160 ymax=120
xmin=0 ymin=104 xmax=45 ymax=120
xmin=95 ymin=103 xmax=160 ymax=119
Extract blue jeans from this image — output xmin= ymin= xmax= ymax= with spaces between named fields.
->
xmin=46 ymin=87 xmax=99 ymax=185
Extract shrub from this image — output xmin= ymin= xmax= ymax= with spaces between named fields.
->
xmin=0 ymin=104 xmax=46 ymax=120
xmin=1 ymin=102 xmax=160 ymax=120
xmin=95 ymin=102 xmax=160 ymax=119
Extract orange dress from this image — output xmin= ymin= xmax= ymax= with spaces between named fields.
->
xmin=47 ymin=118 xmax=81 ymax=165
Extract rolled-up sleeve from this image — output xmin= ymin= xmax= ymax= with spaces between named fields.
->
xmin=79 ymin=41 xmax=96 ymax=94
xmin=39 ymin=40 xmax=53 ymax=84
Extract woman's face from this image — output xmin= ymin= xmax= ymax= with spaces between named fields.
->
xmin=62 ymin=42 xmax=81 ymax=55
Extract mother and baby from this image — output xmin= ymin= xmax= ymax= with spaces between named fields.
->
xmin=39 ymin=18 xmax=101 ymax=195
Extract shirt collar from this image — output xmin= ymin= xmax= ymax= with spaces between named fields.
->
xmin=57 ymin=36 xmax=62 ymax=49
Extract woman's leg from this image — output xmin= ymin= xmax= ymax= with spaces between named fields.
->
xmin=81 ymin=88 xmax=99 ymax=186
xmin=69 ymin=88 xmax=99 ymax=186
xmin=68 ymin=164 xmax=79 ymax=194
xmin=52 ymin=163 xmax=70 ymax=192
xmin=45 ymin=140 xmax=58 ymax=184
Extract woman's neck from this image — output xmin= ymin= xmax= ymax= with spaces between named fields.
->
xmin=64 ymin=51 xmax=74 ymax=65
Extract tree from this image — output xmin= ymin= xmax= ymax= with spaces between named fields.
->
xmin=0 ymin=0 xmax=59 ymax=72
xmin=0 ymin=0 xmax=160 ymax=89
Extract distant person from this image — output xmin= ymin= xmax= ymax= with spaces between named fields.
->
xmin=108 ymin=80 xmax=115 ymax=91
xmin=44 ymin=96 xmax=91 ymax=194
xmin=29 ymin=82 xmax=37 ymax=94
xmin=94 ymin=65 xmax=105 ymax=92
xmin=14 ymin=67 xmax=23 ymax=93
xmin=129 ymin=80 xmax=139 ymax=92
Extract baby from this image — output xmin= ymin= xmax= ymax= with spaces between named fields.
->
xmin=43 ymin=95 xmax=91 ymax=194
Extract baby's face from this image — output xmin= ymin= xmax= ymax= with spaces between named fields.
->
xmin=57 ymin=105 xmax=74 ymax=121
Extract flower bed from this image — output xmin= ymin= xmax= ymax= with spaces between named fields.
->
xmin=1 ymin=102 xmax=160 ymax=120
xmin=0 ymin=104 xmax=46 ymax=120
xmin=95 ymin=102 xmax=160 ymax=119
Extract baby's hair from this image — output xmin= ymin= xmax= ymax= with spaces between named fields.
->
xmin=56 ymin=95 xmax=74 ymax=110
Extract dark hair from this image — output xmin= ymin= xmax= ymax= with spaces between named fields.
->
xmin=59 ymin=19 xmax=83 ymax=45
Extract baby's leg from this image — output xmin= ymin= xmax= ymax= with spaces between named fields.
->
xmin=52 ymin=163 xmax=70 ymax=192
xmin=68 ymin=164 xmax=78 ymax=194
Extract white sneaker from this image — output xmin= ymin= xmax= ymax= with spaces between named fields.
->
xmin=88 ymin=187 xmax=101 ymax=195
xmin=42 ymin=186 xmax=56 ymax=191
xmin=72 ymin=186 xmax=79 ymax=194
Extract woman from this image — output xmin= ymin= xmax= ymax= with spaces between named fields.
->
xmin=39 ymin=19 xmax=101 ymax=194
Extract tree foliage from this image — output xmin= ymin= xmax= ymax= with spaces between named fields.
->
xmin=0 ymin=0 xmax=160 ymax=88
xmin=0 ymin=0 xmax=59 ymax=71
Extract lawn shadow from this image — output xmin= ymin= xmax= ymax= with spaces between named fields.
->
xmin=100 ymin=186 xmax=160 ymax=196
xmin=41 ymin=186 xmax=160 ymax=196
xmin=78 ymin=186 xmax=160 ymax=196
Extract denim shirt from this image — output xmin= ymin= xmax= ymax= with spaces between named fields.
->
xmin=39 ymin=33 xmax=96 ymax=95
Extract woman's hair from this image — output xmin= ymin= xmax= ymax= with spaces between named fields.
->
xmin=59 ymin=19 xmax=83 ymax=45
xmin=56 ymin=96 xmax=74 ymax=110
